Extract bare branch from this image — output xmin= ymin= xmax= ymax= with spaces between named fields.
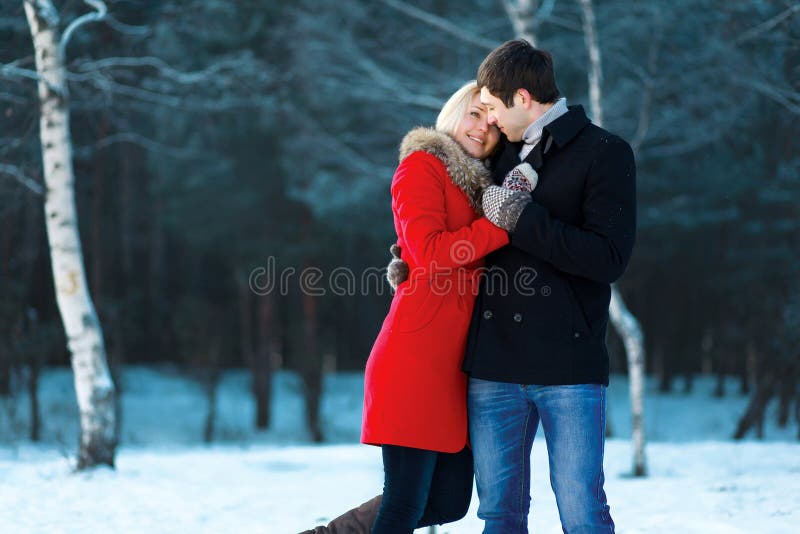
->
xmin=736 ymin=3 xmax=800 ymax=44
xmin=78 ymin=74 xmax=182 ymax=107
xmin=0 ymin=59 xmax=65 ymax=96
xmin=72 ymin=72 xmax=276 ymax=111
xmin=503 ymin=0 xmax=580 ymax=44
xmin=538 ymin=0 xmax=557 ymax=21
xmin=341 ymin=35 xmax=443 ymax=110
xmin=0 ymin=138 xmax=27 ymax=151
xmin=71 ymin=54 xmax=261 ymax=85
xmin=638 ymin=133 xmax=722 ymax=161
xmin=630 ymin=6 xmax=663 ymax=154
xmin=348 ymin=87 xmax=442 ymax=111
xmin=0 ymin=61 xmax=41 ymax=82
xmin=379 ymin=0 xmax=499 ymax=50
xmin=72 ymin=132 xmax=208 ymax=160
xmin=0 ymin=163 xmax=44 ymax=195
xmin=549 ymin=16 xmax=581 ymax=32
xmin=738 ymin=78 xmax=800 ymax=115
xmin=60 ymin=0 xmax=108 ymax=61
xmin=0 ymin=92 xmax=28 ymax=104
xmin=103 ymin=13 xmax=150 ymax=37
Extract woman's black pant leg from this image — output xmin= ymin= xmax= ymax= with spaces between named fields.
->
xmin=416 ymin=446 xmax=473 ymax=527
xmin=372 ymin=445 xmax=474 ymax=534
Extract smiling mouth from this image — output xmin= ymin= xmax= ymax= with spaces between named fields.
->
xmin=467 ymin=135 xmax=484 ymax=144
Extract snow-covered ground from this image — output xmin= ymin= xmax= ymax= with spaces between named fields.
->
xmin=0 ymin=367 xmax=798 ymax=533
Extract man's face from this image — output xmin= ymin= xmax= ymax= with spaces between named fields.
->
xmin=453 ymin=92 xmax=501 ymax=160
xmin=480 ymin=87 xmax=539 ymax=142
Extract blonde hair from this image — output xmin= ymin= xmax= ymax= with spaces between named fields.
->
xmin=435 ymin=80 xmax=480 ymax=138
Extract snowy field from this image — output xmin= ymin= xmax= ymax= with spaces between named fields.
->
xmin=1 ymin=367 xmax=798 ymax=533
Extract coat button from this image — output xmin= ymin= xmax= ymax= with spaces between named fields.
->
xmin=574 ymin=332 xmax=581 ymax=338
xmin=513 ymin=313 xmax=523 ymax=322
xmin=483 ymin=310 xmax=493 ymax=319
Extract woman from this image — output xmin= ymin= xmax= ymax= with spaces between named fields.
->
xmin=301 ymin=81 xmax=508 ymax=534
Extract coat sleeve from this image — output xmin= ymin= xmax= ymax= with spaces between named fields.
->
xmin=509 ymin=137 xmax=636 ymax=283
xmin=392 ymin=151 xmax=509 ymax=269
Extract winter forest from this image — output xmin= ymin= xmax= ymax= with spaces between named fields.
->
xmin=1 ymin=0 xmax=799 ymax=532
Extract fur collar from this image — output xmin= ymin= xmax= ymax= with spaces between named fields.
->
xmin=398 ymin=127 xmax=492 ymax=215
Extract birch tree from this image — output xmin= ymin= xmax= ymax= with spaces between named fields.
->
xmin=578 ymin=0 xmax=646 ymax=477
xmin=23 ymin=0 xmax=116 ymax=469
xmin=502 ymin=0 xmax=648 ymax=475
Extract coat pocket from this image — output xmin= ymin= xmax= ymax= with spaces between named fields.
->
xmin=564 ymin=276 xmax=592 ymax=335
xmin=392 ymin=280 xmax=445 ymax=334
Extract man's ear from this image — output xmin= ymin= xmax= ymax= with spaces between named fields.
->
xmin=516 ymin=88 xmax=533 ymax=109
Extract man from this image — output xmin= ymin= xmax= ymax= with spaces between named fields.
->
xmin=394 ymin=39 xmax=636 ymax=533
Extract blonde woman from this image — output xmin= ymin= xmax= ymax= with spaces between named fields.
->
xmin=301 ymin=81 xmax=507 ymax=534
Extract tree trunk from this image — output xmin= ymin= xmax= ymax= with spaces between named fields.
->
xmin=579 ymin=0 xmax=646 ymax=477
xmin=203 ymin=358 xmax=221 ymax=444
xmin=236 ymin=272 xmax=263 ymax=427
xmin=734 ymin=373 xmax=775 ymax=440
xmin=0 ymin=206 xmax=13 ymax=396
xmin=609 ymin=289 xmax=646 ymax=475
xmin=254 ymin=289 xmax=274 ymax=430
xmin=24 ymin=0 xmax=116 ymax=469
xmin=147 ymin=188 xmax=167 ymax=360
xmin=301 ymin=287 xmax=324 ymax=443
xmin=28 ymin=347 xmax=41 ymax=442
xmin=579 ymin=0 xmax=603 ymax=127
xmin=714 ymin=348 xmax=727 ymax=398
xmin=502 ymin=0 xmax=544 ymax=46
xmin=91 ymin=117 xmax=106 ymax=304
xmin=742 ymin=339 xmax=758 ymax=396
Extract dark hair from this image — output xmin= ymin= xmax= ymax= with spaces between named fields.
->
xmin=477 ymin=39 xmax=560 ymax=107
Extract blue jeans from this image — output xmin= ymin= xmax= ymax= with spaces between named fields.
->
xmin=372 ymin=445 xmax=473 ymax=534
xmin=468 ymin=378 xmax=614 ymax=534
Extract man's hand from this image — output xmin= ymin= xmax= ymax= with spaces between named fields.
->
xmin=386 ymin=244 xmax=409 ymax=290
xmin=501 ymin=162 xmax=538 ymax=192
xmin=482 ymin=185 xmax=532 ymax=233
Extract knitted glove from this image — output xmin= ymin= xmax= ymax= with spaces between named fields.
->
xmin=501 ymin=162 xmax=538 ymax=192
xmin=482 ymin=185 xmax=532 ymax=233
xmin=386 ymin=244 xmax=409 ymax=290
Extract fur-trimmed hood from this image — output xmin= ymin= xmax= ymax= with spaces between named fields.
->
xmin=398 ymin=127 xmax=492 ymax=215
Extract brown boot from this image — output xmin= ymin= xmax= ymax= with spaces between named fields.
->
xmin=298 ymin=495 xmax=382 ymax=534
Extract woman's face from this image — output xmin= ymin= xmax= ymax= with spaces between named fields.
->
xmin=454 ymin=92 xmax=501 ymax=160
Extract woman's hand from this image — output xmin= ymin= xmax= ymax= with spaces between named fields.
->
xmin=481 ymin=163 xmax=537 ymax=232
xmin=482 ymin=184 xmax=532 ymax=233
xmin=386 ymin=244 xmax=409 ymax=290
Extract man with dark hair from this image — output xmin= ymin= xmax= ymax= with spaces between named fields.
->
xmin=469 ymin=38 xmax=634 ymax=533
xmin=390 ymin=38 xmax=635 ymax=533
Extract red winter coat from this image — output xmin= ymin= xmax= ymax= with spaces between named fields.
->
xmin=361 ymin=128 xmax=509 ymax=452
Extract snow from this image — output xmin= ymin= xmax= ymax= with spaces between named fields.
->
xmin=1 ymin=367 xmax=798 ymax=533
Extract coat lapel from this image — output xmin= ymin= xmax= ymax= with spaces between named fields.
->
xmin=492 ymin=105 xmax=591 ymax=184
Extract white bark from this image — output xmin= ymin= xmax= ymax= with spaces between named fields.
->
xmin=24 ymin=0 xmax=116 ymax=469
xmin=579 ymin=0 xmax=646 ymax=476
xmin=579 ymin=0 xmax=602 ymax=127
xmin=609 ymin=288 xmax=646 ymax=475
xmin=502 ymin=0 xmax=541 ymax=46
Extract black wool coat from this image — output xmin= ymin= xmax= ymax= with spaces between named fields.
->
xmin=463 ymin=105 xmax=637 ymax=386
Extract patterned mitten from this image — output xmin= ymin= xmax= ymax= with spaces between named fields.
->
xmin=482 ymin=185 xmax=532 ymax=233
xmin=501 ymin=162 xmax=539 ymax=192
